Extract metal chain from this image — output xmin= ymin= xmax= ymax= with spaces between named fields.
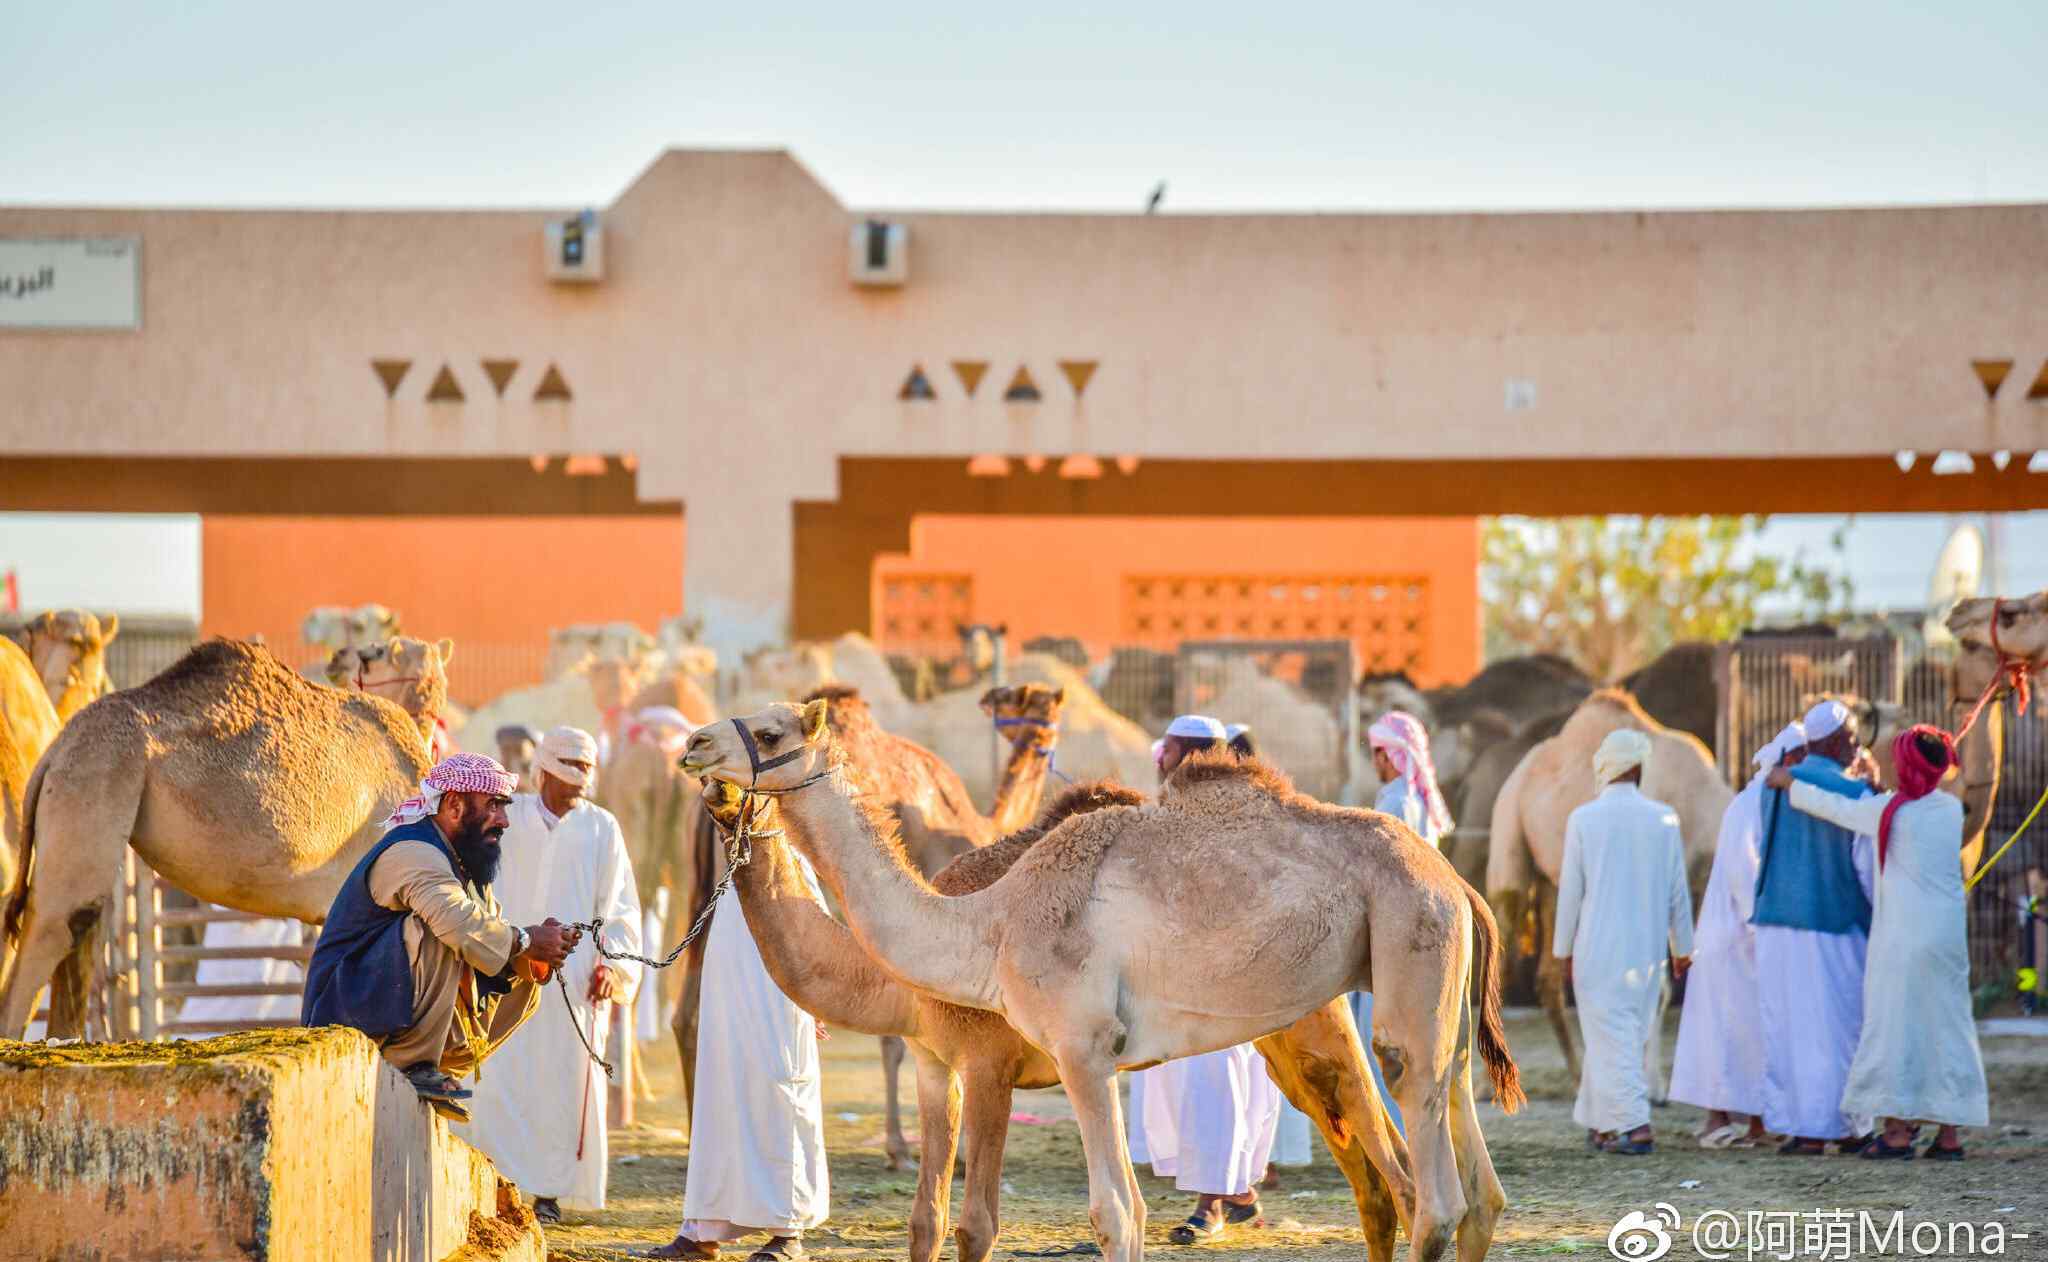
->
xmin=552 ymin=800 xmax=767 ymax=1078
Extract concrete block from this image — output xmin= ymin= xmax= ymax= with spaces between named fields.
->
xmin=0 ymin=1027 xmax=543 ymax=1262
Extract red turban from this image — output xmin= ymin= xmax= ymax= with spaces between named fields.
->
xmin=1880 ymin=724 xmax=1955 ymax=870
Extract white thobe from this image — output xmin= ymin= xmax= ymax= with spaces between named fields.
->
xmin=678 ymin=865 xmax=830 ymax=1241
xmin=1553 ymin=784 xmax=1694 ymax=1134
xmin=1754 ymin=832 xmax=1875 ymax=1140
xmin=1374 ymin=776 xmax=1443 ymax=847
xmin=1670 ymin=780 xmax=1768 ymax=1116
xmin=176 ymin=912 xmax=306 ymax=1030
xmin=1787 ymin=784 xmax=1989 ymax=1128
xmin=1142 ymin=1045 xmax=1283 ymax=1195
xmin=462 ymin=797 xmax=643 ymax=1210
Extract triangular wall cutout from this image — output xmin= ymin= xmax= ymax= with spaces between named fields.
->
xmin=898 ymin=365 xmax=936 ymax=400
xmin=426 ymin=364 xmax=465 ymax=402
xmin=1973 ymin=359 xmax=2013 ymax=399
xmin=952 ymin=360 xmax=989 ymax=397
xmin=535 ymin=363 xmax=573 ymax=401
xmin=482 ymin=359 xmax=519 ymax=397
xmin=372 ymin=359 xmax=412 ymax=398
xmin=1058 ymin=360 xmax=1098 ymax=397
xmin=1003 ymin=366 xmax=1041 ymax=402
xmin=2029 ymin=360 xmax=2048 ymax=401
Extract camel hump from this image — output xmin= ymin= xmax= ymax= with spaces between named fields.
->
xmin=1162 ymin=750 xmax=1297 ymax=802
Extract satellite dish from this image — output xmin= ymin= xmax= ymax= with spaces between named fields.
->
xmin=1923 ymin=522 xmax=1984 ymax=647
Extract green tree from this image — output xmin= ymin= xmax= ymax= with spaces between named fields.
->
xmin=1482 ymin=516 xmax=1852 ymax=680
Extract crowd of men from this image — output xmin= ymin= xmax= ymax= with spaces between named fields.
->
xmin=297 ymin=689 xmax=1994 ymax=1252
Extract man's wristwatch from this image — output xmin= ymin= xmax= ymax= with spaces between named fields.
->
xmin=509 ymin=925 xmax=528 ymax=959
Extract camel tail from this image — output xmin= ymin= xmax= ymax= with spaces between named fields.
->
xmin=1463 ymin=879 xmax=1525 ymax=1113
xmin=4 ymin=757 xmax=48 ymax=946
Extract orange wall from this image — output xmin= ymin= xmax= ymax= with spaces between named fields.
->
xmin=874 ymin=516 xmax=1479 ymax=686
xmin=201 ymin=515 xmax=685 ymax=703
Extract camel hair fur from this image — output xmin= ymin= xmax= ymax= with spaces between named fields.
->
xmin=15 ymin=609 xmax=119 ymax=721
xmin=682 ymin=700 xmax=1519 ymax=1262
xmin=0 ymin=638 xmax=62 ymax=899
xmin=700 ymin=775 xmax=1416 ymax=1262
xmin=806 ymin=681 xmax=1069 ymax=1170
xmin=0 ymin=637 xmax=446 ymax=1039
xmin=1483 ymin=688 xmax=1730 ymax=1087
xmin=1944 ymin=593 xmax=2048 ymax=876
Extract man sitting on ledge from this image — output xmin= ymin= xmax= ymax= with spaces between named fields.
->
xmin=302 ymin=752 xmax=579 ymax=1120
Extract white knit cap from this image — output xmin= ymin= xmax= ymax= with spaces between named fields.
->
xmin=1165 ymin=714 xmax=1228 ymax=741
xmin=1802 ymin=700 xmax=1852 ymax=743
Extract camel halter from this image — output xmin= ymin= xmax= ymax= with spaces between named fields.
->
xmin=731 ymin=716 xmax=835 ymax=794
xmin=992 ymin=715 xmax=1073 ymax=784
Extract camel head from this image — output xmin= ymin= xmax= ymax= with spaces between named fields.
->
xmin=587 ymin=656 xmax=650 ymax=713
xmin=980 ymin=683 xmax=1067 ymax=748
xmin=956 ymin=622 xmax=1006 ymax=674
xmin=546 ymin=624 xmax=603 ymax=680
xmin=350 ymin=635 xmax=452 ymax=729
xmin=681 ymin=700 xmax=832 ymax=790
xmin=745 ymin=643 xmax=835 ymax=699
xmin=699 ymin=776 xmax=762 ymax=831
xmin=24 ymin=609 xmax=118 ymax=708
xmin=346 ymin=603 xmax=400 ymax=650
xmin=1948 ymin=593 xmax=2048 ymax=664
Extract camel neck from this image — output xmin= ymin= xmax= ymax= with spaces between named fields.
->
xmin=775 ymin=776 xmax=1001 ymax=1010
xmin=989 ymin=734 xmax=1056 ymax=835
xmin=732 ymin=829 xmax=920 ymax=1037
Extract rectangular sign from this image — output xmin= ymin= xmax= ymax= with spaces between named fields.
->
xmin=0 ymin=237 xmax=141 ymax=330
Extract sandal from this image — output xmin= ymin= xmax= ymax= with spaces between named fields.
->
xmin=428 ymin=1098 xmax=471 ymax=1124
xmin=745 ymin=1236 xmax=804 ymax=1262
xmin=1858 ymin=1138 xmax=1916 ymax=1161
xmin=1220 ymin=1195 xmax=1262 ymax=1228
xmin=642 ymin=1239 xmax=721 ymax=1261
xmin=1776 ymin=1137 xmax=1827 ymax=1156
xmin=1603 ymin=1135 xmax=1654 ymax=1156
xmin=1922 ymin=1142 xmax=1965 ymax=1162
xmin=404 ymin=1062 xmax=473 ymax=1102
xmin=1698 ymin=1122 xmax=1747 ymax=1150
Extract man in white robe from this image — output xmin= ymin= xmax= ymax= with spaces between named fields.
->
xmin=1670 ymin=722 xmax=1804 ymax=1146
xmin=1770 ymin=724 xmax=1989 ymax=1160
xmin=464 ymin=726 xmax=644 ymax=1221
xmin=1752 ymin=700 xmax=1878 ymax=1154
xmin=1553 ymin=729 xmax=1694 ymax=1154
xmin=647 ymin=804 xmax=829 ymax=1262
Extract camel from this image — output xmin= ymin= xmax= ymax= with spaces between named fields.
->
xmin=1184 ymin=650 xmax=1346 ymax=800
xmin=1946 ymin=594 xmax=2048 ymax=874
xmin=0 ymin=638 xmax=446 ymax=1039
xmin=700 ymin=776 xmax=1414 ymax=1262
xmin=814 ymin=682 xmax=1068 ymax=1168
xmin=1 ymin=639 xmax=62 ymax=897
xmin=917 ymin=655 xmax=1156 ymax=807
xmin=683 ymin=702 xmax=1520 ymax=1262
xmin=1483 ymin=689 xmax=1731 ymax=1084
xmin=16 ymin=609 xmax=119 ymax=720
xmin=335 ymin=636 xmax=458 ymax=757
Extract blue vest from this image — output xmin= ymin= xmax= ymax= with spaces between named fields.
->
xmin=1753 ymin=756 xmax=1873 ymax=936
xmin=301 ymin=819 xmax=506 ymax=1039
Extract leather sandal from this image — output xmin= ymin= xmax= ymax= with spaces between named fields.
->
xmin=745 ymin=1236 xmax=804 ymax=1262
xmin=1776 ymin=1137 xmax=1827 ymax=1156
xmin=642 ymin=1239 xmax=721 ymax=1261
xmin=1922 ymin=1141 xmax=1965 ymax=1162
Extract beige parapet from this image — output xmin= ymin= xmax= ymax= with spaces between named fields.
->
xmin=0 ymin=1027 xmax=542 ymax=1262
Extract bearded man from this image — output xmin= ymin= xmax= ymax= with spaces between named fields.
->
xmin=302 ymin=753 xmax=579 ymax=1120
xmin=465 ymin=726 xmax=644 ymax=1222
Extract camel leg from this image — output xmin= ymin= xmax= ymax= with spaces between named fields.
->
xmin=1645 ymin=970 xmax=1671 ymax=1106
xmin=669 ymin=958 xmax=704 ymax=1132
xmin=882 ymin=1034 xmax=913 ymax=1170
xmin=1448 ymin=1001 xmax=1506 ymax=1262
xmin=1534 ymin=885 xmax=1578 ymax=1082
xmin=1049 ymin=1042 xmax=1142 ymax=1262
xmin=955 ymin=1065 xmax=1016 ymax=1262
xmin=1257 ymin=1003 xmax=1408 ymax=1262
xmin=0 ymin=764 xmax=140 ymax=1040
xmin=1374 ymin=977 xmax=1469 ymax=1262
xmin=908 ymin=1049 xmax=962 ymax=1262
xmin=43 ymin=913 xmax=102 ymax=1039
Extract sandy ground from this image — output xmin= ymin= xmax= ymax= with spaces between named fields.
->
xmin=543 ymin=1011 xmax=2048 ymax=1261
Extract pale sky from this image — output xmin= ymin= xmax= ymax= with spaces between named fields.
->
xmin=5 ymin=3 xmax=2045 ymax=619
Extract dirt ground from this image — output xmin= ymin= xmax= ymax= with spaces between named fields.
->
xmin=544 ymin=1011 xmax=2047 ymax=1261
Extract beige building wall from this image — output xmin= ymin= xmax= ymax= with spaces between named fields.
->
xmin=5 ymin=149 xmax=2046 ymax=651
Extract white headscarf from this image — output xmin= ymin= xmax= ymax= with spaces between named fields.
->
xmin=1751 ymin=721 xmax=1807 ymax=774
xmin=536 ymin=724 xmax=599 ymax=787
xmin=1593 ymin=728 xmax=1652 ymax=787
xmin=1368 ymin=710 xmax=1454 ymax=837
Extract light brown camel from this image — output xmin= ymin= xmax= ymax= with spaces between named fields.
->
xmin=0 ymin=638 xmax=62 ymax=897
xmin=683 ymin=702 xmax=1519 ymax=1262
xmin=816 ymin=682 xmax=1068 ymax=1168
xmin=700 ymin=776 xmax=1414 ymax=1262
xmin=0 ymin=638 xmax=446 ymax=1038
xmin=1483 ymin=689 xmax=1730 ymax=1085
xmin=1944 ymin=594 xmax=2048 ymax=876
xmin=17 ymin=609 xmax=118 ymax=720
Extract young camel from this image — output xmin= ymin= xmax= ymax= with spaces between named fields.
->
xmin=815 ymin=682 xmax=1068 ymax=1168
xmin=699 ymin=775 xmax=1413 ymax=1262
xmin=682 ymin=702 xmax=1520 ymax=1262
xmin=0 ymin=638 xmax=445 ymax=1038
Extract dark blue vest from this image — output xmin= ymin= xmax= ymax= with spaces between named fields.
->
xmin=1754 ymin=756 xmax=1874 ymax=936
xmin=301 ymin=819 xmax=498 ymax=1039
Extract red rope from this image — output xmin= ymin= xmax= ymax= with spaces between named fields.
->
xmin=1955 ymin=597 xmax=2034 ymax=741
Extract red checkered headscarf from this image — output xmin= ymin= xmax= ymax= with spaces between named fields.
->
xmin=1879 ymin=724 xmax=1955 ymax=870
xmin=385 ymin=752 xmax=520 ymax=827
